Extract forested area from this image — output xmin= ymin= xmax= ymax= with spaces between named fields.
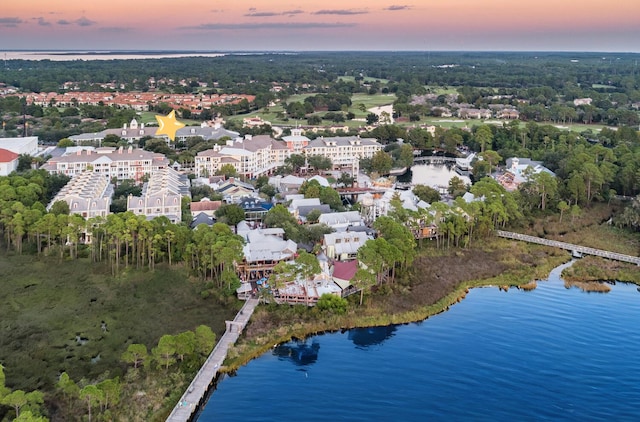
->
xmin=1 ymin=51 xmax=640 ymax=421
xmin=1 ymin=52 xmax=639 ymax=145
xmin=2 ymin=52 xmax=639 ymax=94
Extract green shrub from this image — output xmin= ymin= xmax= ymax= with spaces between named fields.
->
xmin=316 ymin=294 xmax=348 ymax=314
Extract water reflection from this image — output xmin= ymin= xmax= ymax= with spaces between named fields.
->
xmin=272 ymin=339 xmax=320 ymax=366
xmin=407 ymin=164 xmax=471 ymax=187
xmin=348 ymin=326 xmax=397 ymax=349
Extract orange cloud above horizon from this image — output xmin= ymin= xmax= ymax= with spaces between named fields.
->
xmin=1 ymin=0 xmax=639 ymax=52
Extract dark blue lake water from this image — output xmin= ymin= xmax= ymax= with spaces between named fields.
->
xmin=197 ymin=261 xmax=640 ymax=421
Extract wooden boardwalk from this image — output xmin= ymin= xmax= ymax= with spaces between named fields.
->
xmin=496 ymin=230 xmax=640 ymax=265
xmin=414 ymin=156 xmax=457 ymax=164
xmin=166 ymin=298 xmax=260 ymax=422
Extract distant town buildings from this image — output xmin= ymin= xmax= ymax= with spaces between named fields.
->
xmin=242 ymin=116 xmax=271 ymax=128
xmin=19 ymin=91 xmax=255 ymax=115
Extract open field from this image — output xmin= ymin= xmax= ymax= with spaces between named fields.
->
xmin=351 ymin=93 xmax=396 ymax=113
xmin=0 ymin=251 xmax=239 ymax=392
xmin=138 ymin=111 xmax=201 ymax=126
xmin=138 ymin=111 xmax=160 ymax=125
xmin=284 ymin=93 xmax=315 ymax=104
xmin=424 ymin=86 xmax=459 ymax=95
xmin=337 ymin=76 xmax=391 ymax=84
xmin=227 ymin=93 xmax=396 ymax=128
xmin=417 ymin=116 xmax=610 ymax=133
xmin=592 ymin=84 xmax=617 ymax=90
xmin=227 ymin=110 xmax=288 ymax=127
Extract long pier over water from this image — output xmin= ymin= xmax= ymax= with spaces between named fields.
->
xmin=166 ymin=298 xmax=260 ymax=422
xmin=496 ymin=230 xmax=640 ymax=265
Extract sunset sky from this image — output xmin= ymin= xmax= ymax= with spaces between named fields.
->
xmin=2 ymin=1 xmax=639 ymax=52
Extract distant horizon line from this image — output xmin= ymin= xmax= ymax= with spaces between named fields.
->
xmin=1 ymin=49 xmax=639 ymax=54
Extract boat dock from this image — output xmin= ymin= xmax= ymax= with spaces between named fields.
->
xmin=496 ymin=230 xmax=640 ymax=265
xmin=166 ymin=298 xmax=260 ymax=422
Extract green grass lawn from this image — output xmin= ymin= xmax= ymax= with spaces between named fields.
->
xmin=138 ymin=111 xmax=201 ymax=126
xmin=591 ymin=84 xmax=616 ymax=90
xmin=418 ymin=117 xmax=469 ymax=128
xmin=138 ymin=111 xmax=159 ymax=125
xmin=337 ymin=76 xmax=391 ymax=84
xmin=0 ymin=251 xmax=239 ymax=391
xmin=416 ymin=116 xmax=609 ymax=133
xmin=350 ymin=93 xmax=396 ymax=113
xmin=554 ymin=122 xmax=605 ymax=133
xmin=283 ymin=93 xmax=315 ymax=104
xmin=228 ymin=93 xmax=398 ymax=126
xmin=227 ymin=109 xmax=289 ymax=127
xmin=424 ymin=85 xmax=459 ymax=95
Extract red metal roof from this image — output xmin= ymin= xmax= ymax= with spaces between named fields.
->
xmin=332 ymin=260 xmax=358 ymax=281
xmin=0 ymin=148 xmax=19 ymax=163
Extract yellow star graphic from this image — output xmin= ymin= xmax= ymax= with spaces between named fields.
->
xmin=155 ymin=110 xmax=185 ymax=142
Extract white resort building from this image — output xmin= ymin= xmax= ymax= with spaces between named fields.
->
xmin=69 ymin=118 xmax=239 ymax=145
xmin=303 ymin=135 xmax=382 ymax=174
xmin=195 ymin=135 xmax=290 ymax=179
xmin=126 ymin=167 xmax=190 ymax=223
xmin=47 ymin=171 xmax=113 ymax=219
xmin=42 ymin=146 xmax=169 ymax=182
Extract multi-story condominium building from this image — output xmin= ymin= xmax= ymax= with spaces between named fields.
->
xmin=41 ymin=146 xmax=169 ymax=182
xmin=126 ymin=167 xmax=190 ymax=223
xmin=303 ymin=135 xmax=382 ymax=173
xmin=69 ymin=119 xmax=156 ymax=145
xmin=195 ymin=135 xmax=290 ymax=179
xmin=281 ymin=128 xmax=310 ymax=154
xmin=69 ymin=119 xmax=239 ymax=145
xmin=47 ymin=171 xmax=113 ymax=219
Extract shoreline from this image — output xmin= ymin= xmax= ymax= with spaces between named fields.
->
xmin=221 ymin=244 xmax=570 ymax=374
xmin=219 ymin=253 xmax=640 ymax=376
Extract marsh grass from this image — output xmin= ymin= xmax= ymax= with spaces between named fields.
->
xmin=564 ymin=280 xmax=612 ymax=293
xmin=525 ymin=202 xmax=640 ymax=256
xmin=0 ymin=251 xmax=239 ymax=392
xmin=519 ymin=280 xmax=538 ymax=291
xmin=562 ymin=256 xmax=640 ymax=285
